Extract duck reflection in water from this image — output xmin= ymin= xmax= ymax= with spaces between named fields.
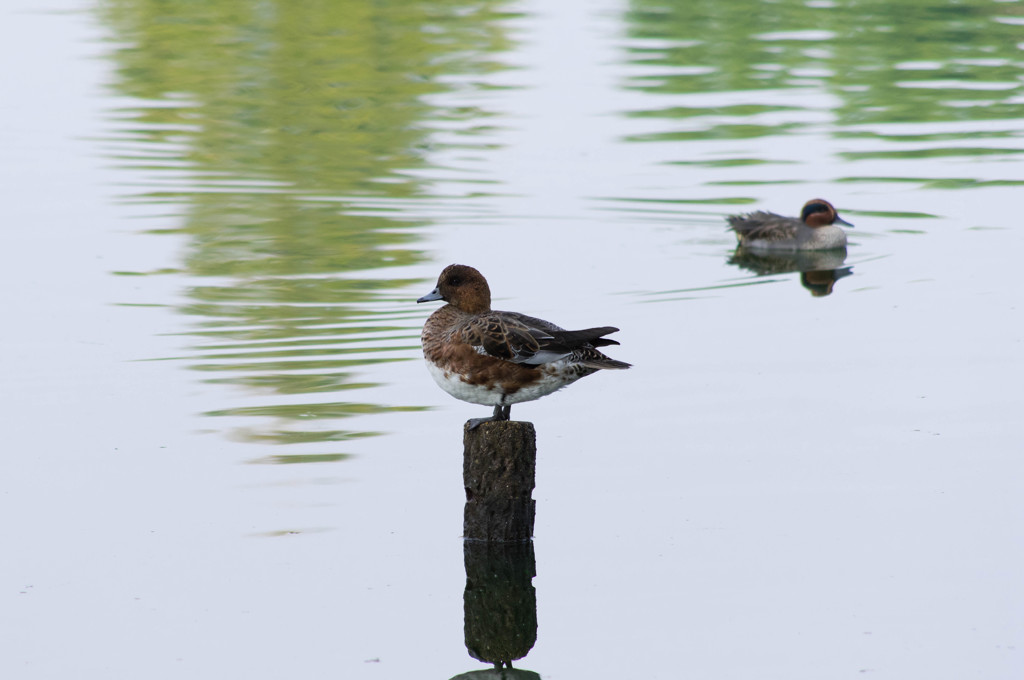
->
xmin=729 ymin=247 xmax=854 ymax=297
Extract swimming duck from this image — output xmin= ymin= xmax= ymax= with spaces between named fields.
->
xmin=417 ymin=264 xmax=631 ymax=428
xmin=727 ymin=198 xmax=853 ymax=250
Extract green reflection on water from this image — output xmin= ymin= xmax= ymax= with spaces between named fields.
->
xmin=249 ymin=454 xmax=352 ymax=466
xmin=624 ymin=0 xmax=1024 ymax=183
xmin=626 ymin=0 xmax=1024 ymax=122
xmin=99 ymin=0 xmax=513 ymax=453
xmin=837 ymin=177 xmax=1024 ymax=190
xmin=205 ymin=402 xmax=426 ymax=419
xmin=628 ymin=121 xmax=804 ymax=142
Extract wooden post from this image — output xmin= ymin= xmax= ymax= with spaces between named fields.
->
xmin=463 ymin=420 xmax=536 ymax=542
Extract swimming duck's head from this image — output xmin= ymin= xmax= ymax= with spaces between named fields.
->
xmin=801 ymin=199 xmax=853 ymax=228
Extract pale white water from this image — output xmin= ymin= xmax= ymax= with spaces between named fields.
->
xmin=1 ymin=0 xmax=1021 ymax=678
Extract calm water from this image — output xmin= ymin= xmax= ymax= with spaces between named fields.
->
xmin=2 ymin=0 xmax=1022 ymax=678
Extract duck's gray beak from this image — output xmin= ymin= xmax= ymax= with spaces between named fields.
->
xmin=417 ymin=287 xmax=443 ymax=303
xmin=835 ymin=214 xmax=854 ymax=227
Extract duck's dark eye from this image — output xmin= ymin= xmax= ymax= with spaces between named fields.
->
xmin=448 ymin=276 xmax=463 ymax=286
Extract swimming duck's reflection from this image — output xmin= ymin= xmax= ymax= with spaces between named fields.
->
xmin=453 ymin=540 xmax=539 ymax=677
xmin=728 ymin=246 xmax=853 ymax=297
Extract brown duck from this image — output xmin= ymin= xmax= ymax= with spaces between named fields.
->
xmin=417 ymin=264 xmax=630 ymax=428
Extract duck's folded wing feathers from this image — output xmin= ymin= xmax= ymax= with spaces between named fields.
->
xmin=457 ymin=314 xmax=543 ymax=363
xmin=729 ymin=211 xmax=800 ymax=241
xmin=457 ymin=313 xmax=622 ymax=366
xmin=502 ymin=312 xmax=620 ymax=347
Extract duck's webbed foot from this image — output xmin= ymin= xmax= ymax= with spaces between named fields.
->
xmin=466 ymin=416 xmax=491 ymax=430
xmin=466 ymin=404 xmax=512 ymax=430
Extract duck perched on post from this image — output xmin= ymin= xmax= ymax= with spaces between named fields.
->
xmin=727 ymin=198 xmax=853 ymax=251
xmin=417 ymin=264 xmax=631 ymax=429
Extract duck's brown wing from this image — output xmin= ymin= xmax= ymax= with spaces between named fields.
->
xmin=458 ymin=312 xmax=621 ymax=366
xmin=727 ymin=211 xmax=800 ymax=241
xmin=503 ymin=312 xmax=622 ymax=347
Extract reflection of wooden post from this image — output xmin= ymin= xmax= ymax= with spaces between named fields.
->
xmin=463 ymin=421 xmax=536 ymax=542
xmin=463 ymin=541 xmax=537 ymax=669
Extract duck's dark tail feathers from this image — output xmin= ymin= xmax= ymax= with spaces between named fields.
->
xmin=554 ymin=326 xmax=621 ymax=348
xmin=540 ymin=326 xmax=629 ymax=369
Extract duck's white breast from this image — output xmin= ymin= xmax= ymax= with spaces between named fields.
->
xmin=424 ymin=359 xmax=582 ymax=406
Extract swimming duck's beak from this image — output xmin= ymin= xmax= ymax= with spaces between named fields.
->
xmin=835 ymin=214 xmax=854 ymax=227
xmin=417 ymin=287 xmax=444 ymax=303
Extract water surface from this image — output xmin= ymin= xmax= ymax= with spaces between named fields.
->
xmin=2 ymin=0 xmax=1022 ymax=678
